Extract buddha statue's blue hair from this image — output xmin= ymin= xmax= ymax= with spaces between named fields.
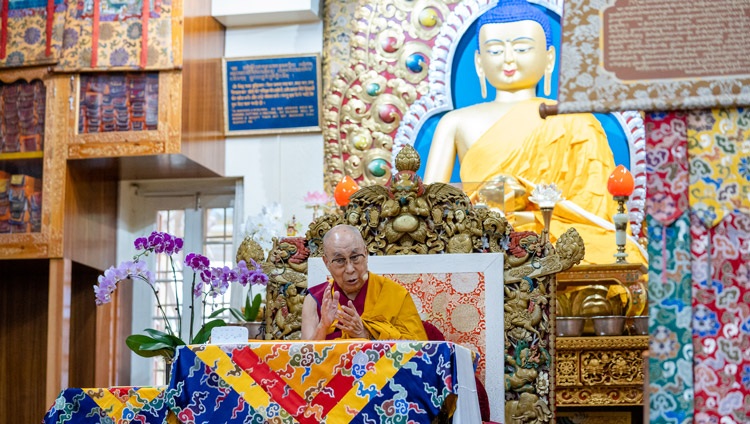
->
xmin=476 ymin=0 xmax=553 ymax=50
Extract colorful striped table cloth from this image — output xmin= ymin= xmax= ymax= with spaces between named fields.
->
xmin=168 ymin=340 xmax=480 ymax=423
xmin=43 ymin=386 xmax=174 ymax=423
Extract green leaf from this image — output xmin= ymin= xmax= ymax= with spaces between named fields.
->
xmin=125 ymin=334 xmax=175 ymax=359
xmin=207 ymin=307 xmax=231 ymax=319
xmin=247 ymin=294 xmax=263 ymax=321
xmin=142 ymin=328 xmax=185 ymax=347
xmin=207 ymin=307 xmax=246 ymax=322
xmin=192 ymin=319 xmax=226 ymax=344
xmin=244 ymin=294 xmax=253 ymax=315
xmin=231 ymin=308 xmax=247 ymax=322
xmin=140 ymin=341 xmax=175 ymax=351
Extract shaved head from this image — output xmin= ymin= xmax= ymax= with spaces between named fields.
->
xmin=323 ymin=225 xmax=365 ymax=255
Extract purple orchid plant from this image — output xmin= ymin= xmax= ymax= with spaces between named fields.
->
xmin=206 ymin=259 xmax=270 ymax=326
xmin=94 ymin=231 xmax=268 ymax=361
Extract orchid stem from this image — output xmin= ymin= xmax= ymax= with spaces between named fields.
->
xmin=144 ymin=277 xmax=175 ymax=337
xmin=202 ymin=293 xmax=208 ymax=327
xmin=169 ymin=256 xmax=182 ymax=337
xmin=189 ymin=274 xmax=196 ymax=343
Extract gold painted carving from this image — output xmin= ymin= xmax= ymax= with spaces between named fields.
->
xmin=556 ymin=411 xmax=632 ymax=424
xmin=323 ymin=0 xmax=447 ymax=190
xmin=236 ymin=237 xmax=310 ymax=340
xmin=555 ymin=336 xmax=648 ymax=407
xmin=556 ymin=335 xmax=648 ymax=351
xmin=555 ymin=387 xmax=643 ymax=406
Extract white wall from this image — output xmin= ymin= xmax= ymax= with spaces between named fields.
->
xmin=224 ymin=22 xmax=325 ymax=230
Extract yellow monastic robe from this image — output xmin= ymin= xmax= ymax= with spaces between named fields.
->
xmin=460 ymin=98 xmax=646 ymax=265
xmin=336 ymin=273 xmax=427 ymax=341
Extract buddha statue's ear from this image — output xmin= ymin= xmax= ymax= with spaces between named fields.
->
xmin=543 ymin=46 xmax=556 ymax=97
xmin=474 ymin=51 xmax=488 ymax=99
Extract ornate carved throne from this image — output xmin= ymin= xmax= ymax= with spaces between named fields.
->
xmin=238 ymin=145 xmax=586 ymax=423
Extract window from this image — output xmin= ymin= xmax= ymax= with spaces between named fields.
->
xmin=125 ymin=178 xmax=241 ymax=386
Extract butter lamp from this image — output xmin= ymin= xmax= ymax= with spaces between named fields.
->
xmin=334 ymin=176 xmax=359 ymax=207
xmin=607 ymin=165 xmax=634 ymax=263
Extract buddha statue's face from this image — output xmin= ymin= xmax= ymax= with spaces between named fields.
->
xmin=475 ymin=20 xmax=555 ymax=93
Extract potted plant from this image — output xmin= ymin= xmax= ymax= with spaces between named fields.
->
xmin=93 ymin=232 xmax=269 ymax=369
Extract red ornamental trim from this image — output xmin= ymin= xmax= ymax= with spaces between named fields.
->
xmin=1 ymin=0 xmax=9 ymax=59
xmin=140 ymin=0 xmax=148 ymax=68
xmin=45 ymin=0 xmax=54 ymax=56
xmin=91 ymin=0 xmax=100 ymax=67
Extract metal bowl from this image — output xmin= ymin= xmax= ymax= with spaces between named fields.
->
xmin=592 ymin=316 xmax=626 ymax=336
xmin=556 ymin=317 xmax=585 ymax=337
xmin=632 ymin=316 xmax=649 ymax=335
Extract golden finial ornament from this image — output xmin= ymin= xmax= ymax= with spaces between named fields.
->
xmin=395 ymin=145 xmax=421 ymax=173
xmin=236 ymin=237 xmax=266 ymax=264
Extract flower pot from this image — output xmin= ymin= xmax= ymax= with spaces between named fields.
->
xmin=162 ymin=357 xmax=173 ymax=386
xmin=237 ymin=322 xmax=264 ymax=340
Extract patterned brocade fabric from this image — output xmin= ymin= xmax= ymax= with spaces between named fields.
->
xmin=43 ymin=386 xmax=173 ymax=423
xmin=647 ymin=109 xmax=750 ymax=424
xmin=687 ymin=108 xmax=750 ymax=227
xmin=58 ymin=0 xmax=179 ymax=71
xmin=647 ymin=213 xmax=695 ymax=424
xmin=645 ymin=111 xmax=694 ymax=423
xmin=168 ymin=342 xmax=464 ymax=423
xmin=691 ymin=212 xmax=750 ymax=423
xmin=0 ymin=0 xmax=66 ymax=68
xmin=0 ymin=0 xmax=180 ymax=71
xmin=645 ymin=112 xmax=689 ymax=227
xmin=687 ymin=108 xmax=750 ymax=423
xmin=385 ymin=271 xmax=487 ymax=379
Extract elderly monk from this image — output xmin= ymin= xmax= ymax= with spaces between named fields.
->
xmin=424 ymin=0 xmax=646 ymax=265
xmin=301 ymin=225 xmax=427 ymax=340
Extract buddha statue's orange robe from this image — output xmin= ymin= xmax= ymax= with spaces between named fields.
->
xmin=460 ymin=98 xmax=646 ymax=265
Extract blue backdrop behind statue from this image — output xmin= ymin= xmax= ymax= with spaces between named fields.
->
xmin=412 ymin=4 xmax=629 ymax=182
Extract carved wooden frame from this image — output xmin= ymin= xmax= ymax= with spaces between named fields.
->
xmin=0 ymin=68 xmax=67 ymax=258
xmin=66 ymin=71 xmax=182 ymax=159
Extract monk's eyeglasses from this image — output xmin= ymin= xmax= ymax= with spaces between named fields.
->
xmin=328 ymin=253 xmax=366 ymax=268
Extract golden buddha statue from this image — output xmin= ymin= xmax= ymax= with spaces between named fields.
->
xmin=423 ymin=0 xmax=645 ymax=265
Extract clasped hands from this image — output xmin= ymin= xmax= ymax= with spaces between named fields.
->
xmin=319 ymin=281 xmax=370 ymax=339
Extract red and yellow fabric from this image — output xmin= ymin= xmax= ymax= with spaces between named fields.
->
xmin=56 ymin=0 xmax=182 ymax=71
xmin=686 ymin=108 xmax=750 ymax=423
xmin=0 ymin=0 xmax=66 ymax=67
xmin=44 ymin=386 xmax=175 ymax=423
xmin=169 ymin=341 xmax=472 ymax=423
xmin=647 ymin=108 xmax=750 ymax=423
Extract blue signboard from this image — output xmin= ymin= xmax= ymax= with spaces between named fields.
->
xmin=223 ymin=55 xmax=321 ymax=135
